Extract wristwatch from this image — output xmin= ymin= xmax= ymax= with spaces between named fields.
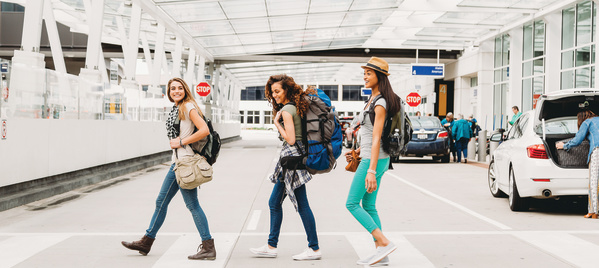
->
xmin=367 ymin=169 xmax=376 ymax=175
xmin=179 ymin=138 xmax=184 ymax=147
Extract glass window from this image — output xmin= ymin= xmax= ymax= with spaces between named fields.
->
xmin=523 ymin=23 xmax=533 ymax=60
xmin=563 ymin=7 xmax=576 ymax=49
xmin=342 ymin=85 xmax=367 ymax=101
xmin=240 ymin=110 xmax=244 ymax=123
xmin=264 ymin=111 xmax=273 ymax=124
xmin=562 ymin=50 xmax=574 ymax=69
xmin=577 ymin=1 xmax=593 ymax=46
xmin=534 ymin=20 xmax=545 ymax=57
xmin=241 ymin=86 xmax=266 ymax=100
xmin=576 ymin=46 xmax=591 ymax=66
xmin=502 ymin=36 xmax=510 ymax=66
xmin=561 ymin=70 xmax=574 ymax=89
xmin=319 ymin=85 xmax=338 ymax=101
xmin=470 ymin=77 xmax=478 ymax=87
xmin=522 ymin=78 xmax=533 ymax=112
xmin=494 ymin=37 xmax=502 ymax=68
xmin=1 ymin=3 xmax=24 ymax=12
xmin=534 ymin=58 xmax=544 ymax=75
xmin=576 ymin=67 xmax=591 ymax=88
xmin=523 ymin=61 xmax=532 ymax=77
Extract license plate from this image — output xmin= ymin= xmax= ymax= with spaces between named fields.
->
xmin=417 ymin=134 xmax=427 ymax=139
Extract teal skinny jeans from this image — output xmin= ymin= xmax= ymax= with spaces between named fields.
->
xmin=345 ymin=157 xmax=390 ymax=233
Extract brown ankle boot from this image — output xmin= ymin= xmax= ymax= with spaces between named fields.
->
xmin=121 ymin=235 xmax=155 ymax=256
xmin=188 ymin=239 xmax=216 ymax=260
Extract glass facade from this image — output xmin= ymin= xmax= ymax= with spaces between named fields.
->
xmin=342 ymin=85 xmax=368 ymax=101
xmin=494 ymin=34 xmax=510 ymax=130
xmin=241 ymin=86 xmax=265 ymax=101
xmin=522 ymin=20 xmax=545 ymax=112
xmin=561 ymin=1 xmax=597 ymax=89
xmin=319 ymin=85 xmax=338 ymax=101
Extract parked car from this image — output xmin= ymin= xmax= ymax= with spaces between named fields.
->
xmin=398 ymin=116 xmax=450 ymax=163
xmin=339 ymin=116 xmax=354 ymax=148
xmin=488 ymin=89 xmax=599 ymax=211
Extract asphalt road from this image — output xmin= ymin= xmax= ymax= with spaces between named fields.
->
xmin=1 ymin=130 xmax=597 ymax=268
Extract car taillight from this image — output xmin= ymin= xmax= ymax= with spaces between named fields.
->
xmin=527 ymin=144 xmax=548 ymax=159
xmin=437 ymin=131 xmax=448 ymax=138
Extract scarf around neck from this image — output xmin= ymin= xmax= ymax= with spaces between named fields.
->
xmin=166 ymin=105 xmax=179 ymax=139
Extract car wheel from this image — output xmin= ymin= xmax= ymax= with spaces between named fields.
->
xmin=440 ymin=154 xmax=450 ymax=163
xmin=488 ymin=160 xmax=506 ymax=198
xmin=508 ymin=167 xmax=529 ymax=211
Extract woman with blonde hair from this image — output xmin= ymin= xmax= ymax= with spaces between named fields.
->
xmin=557 ymin=109 xmax=599 ymax=219
xmin=121 ymin=77 xmax=216 ymax=260
xmin=249 ymin=74 xmax=322 ymax=261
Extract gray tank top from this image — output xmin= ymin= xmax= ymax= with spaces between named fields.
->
xmin=359 ymin=96 xmax=389 ymax=159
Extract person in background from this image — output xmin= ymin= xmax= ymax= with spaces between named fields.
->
xmin=345 ymin=56 xmax=398 ymax=266
xmin=468 ymin=115 xmax=480 ymax=137
xmin=415 ymin=111 xmax=421 ymax=116
xmin=121 ymin=77 xmax=215 ymax=261
xmin=452 ymin=114 xmax=473 ymax=163
xmin=509 ymin=106 xmax=522 ymax=126
xmin=441 ymin=113 xmax=457 ymax=162
xmin=249 ymin=74 xmax=321 ymax=260
xmin=556 ymin=110 xmax=599 ymax=219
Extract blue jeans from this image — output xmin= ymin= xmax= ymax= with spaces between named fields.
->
xmin=455 ymin=138 xmax=469 ymax=163
xmin=268 ymin=180 xmax=319 ymax=250
xmin=145 ymin=163 xmax=212 ymax=241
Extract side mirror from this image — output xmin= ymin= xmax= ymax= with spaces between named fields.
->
xmin=490 ymin=133 xmax=503 ymax=142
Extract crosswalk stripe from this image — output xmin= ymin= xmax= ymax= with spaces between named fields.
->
xmin=152 ymin=233 xmax=238 ymax=268
xmin=512 ymin=232 xmax=599 ymax=268
xmin=0 ymin=234 xmax=71 ymax=268
xmin=246 ymin=210 xmax=261 ymax=231
xmin=345 ymin=233 xmax=435 ymax=268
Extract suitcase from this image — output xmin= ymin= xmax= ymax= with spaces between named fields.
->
xmin=556 ymin=138 xmax=590 ymax=168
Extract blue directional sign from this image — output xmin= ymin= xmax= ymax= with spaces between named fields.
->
xmin=0 ymin=63 xmax=8 ymax=73
xmin=361 ymin=87 xmax=371 ymax=97
xmin=411 ymin=64 xmax=444 ymax=77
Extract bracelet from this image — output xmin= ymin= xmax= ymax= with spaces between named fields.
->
xmin=367 ymin=169 xmax=376 ymax=175
xmin=179 ymin=138 xmax=184 ymax=147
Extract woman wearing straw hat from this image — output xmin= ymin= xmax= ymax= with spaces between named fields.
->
xmin=344 ymin=57 xmax=398 ymax=265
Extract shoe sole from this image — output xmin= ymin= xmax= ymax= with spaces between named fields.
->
xmin=293 ymin=256 xmax=321 ymax=261
xmin=188 ymin=257 xmax=216 ymax=260
xmin=249 ymin=250 xmax=277 ymax=258
xmin=368 ymin=246 xmax=397 ymax=265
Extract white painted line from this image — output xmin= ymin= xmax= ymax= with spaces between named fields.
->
xmin=153 ymin=233 xmax=238 ymax=268
xmin=385 ymin=233 xmax=435 ymax=268
xmin=0 ymin=234 xmax=71 ymax=268
xmin=513 ymin=232 xmax=599 ymax=268
xmin=385 ymin=172 xmax=512 ymax=230
xmin=246 ymin=210 xmax=262 ymax=231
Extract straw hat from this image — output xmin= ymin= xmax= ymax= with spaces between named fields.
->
xmin=361 ymin=56 xmax=390 ymax=76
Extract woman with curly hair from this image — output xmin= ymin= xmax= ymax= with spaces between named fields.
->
xmin=249 ymin=74 xmax=321 ymax=261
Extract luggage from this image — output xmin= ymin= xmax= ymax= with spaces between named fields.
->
xmin=556 ymin=138 xmax=590 ymax=168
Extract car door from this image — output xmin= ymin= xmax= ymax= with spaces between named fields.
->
xmin=494 ymin=115 xmax=528 ymax=188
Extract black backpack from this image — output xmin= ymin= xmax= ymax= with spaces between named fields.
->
xmin=175 ymin=113 xmax=221 ymax=165
xmin=368 ymin=94 xmax=414 ymax=159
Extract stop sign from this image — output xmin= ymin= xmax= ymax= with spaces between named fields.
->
xmin=406 ymin=92 xmax=421 ymax=107
xmin=196 ymin=82 xmax=211 ymax=97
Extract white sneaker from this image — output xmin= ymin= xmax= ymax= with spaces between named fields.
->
xmin=356 ymin=253 xmax=375 ymax=265
xmin=368 ymin=242 xmax=396 ymax=265
xmin=249 ymin=244 xmax=278 ymax=258
xmin=372 ymin=256 xmax=389 ymax=266
xmin=292 ymin=248 xmax=322 ymax=260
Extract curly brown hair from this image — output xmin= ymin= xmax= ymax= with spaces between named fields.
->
xmin=265 ymin=74 xmax=314 ymax=118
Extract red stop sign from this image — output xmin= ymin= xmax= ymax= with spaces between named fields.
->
xmin=406 ymin=92 xmax=421 ymax=107
xmin=196 ymin=82 xmax=211 ymax=97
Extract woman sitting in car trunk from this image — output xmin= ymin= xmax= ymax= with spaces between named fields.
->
xmin=556 ymin=110 xmax=599 ymax=219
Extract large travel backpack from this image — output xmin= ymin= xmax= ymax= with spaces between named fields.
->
xmin=175 ymin=112 xmax=221 ymax=165
xmin=301 ymin=88 xmax=343 ymax=174
xmin=368 ymin=94 xmax=414 ymax=159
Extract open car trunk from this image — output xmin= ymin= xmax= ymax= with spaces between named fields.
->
xmin=543 ymin=134 xmax=589 ymax=169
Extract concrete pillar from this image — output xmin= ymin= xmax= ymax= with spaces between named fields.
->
xmin=21 ymin=0 xmax=45 ymax=53
xmin=477 ymin=40 xmax=495 ymax=131
xmin=509 ymin=27 xmax=523 ymax=112
xmin=545 ymin=12 xmax=562 ymax=94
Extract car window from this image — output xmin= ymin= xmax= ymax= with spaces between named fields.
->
xmin=513 ymin=114 xmax=529 ymax=138
xmin=534 ymin=117 xmax=578 ymax=134
xmin=410 ymin=117 xmax=442 ymax=128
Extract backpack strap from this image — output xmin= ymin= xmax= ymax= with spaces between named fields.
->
xmin=368 ymin=94 xmax=385 ymax=125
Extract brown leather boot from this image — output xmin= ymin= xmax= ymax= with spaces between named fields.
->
xmin=121 ymin=235 xmax=155 ymax=256
xmin=188 ymin=239 xmax=216 ymax=260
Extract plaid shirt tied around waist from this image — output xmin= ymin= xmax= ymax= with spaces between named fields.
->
xmin=269 ymin=140 xmax=312 ymax=211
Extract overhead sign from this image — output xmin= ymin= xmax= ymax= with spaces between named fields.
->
xmin=0 ymin=63 xmax=8 ymax=73
xmin=406 ymin=92 xmax=421 ymax=107
xmin=411 ymin=64 xmax=444 ymax=77
xmin=1 ymin=120 xmax=6 ymax=140
xmin=361 ymin=87 xmax=371 ymax=97
xmin=196 ymin=82 xmax=211 ymax=97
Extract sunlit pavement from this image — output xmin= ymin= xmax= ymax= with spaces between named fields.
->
xmin=1 ymin=130 xmax=598 ymax=268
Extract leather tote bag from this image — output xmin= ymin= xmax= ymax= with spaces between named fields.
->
xmin=173 ymin=153 xmax=213 ymax=189
xmin=345 ymin=149 xmax=361 ymax=172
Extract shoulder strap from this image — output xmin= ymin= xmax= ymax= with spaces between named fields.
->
xmin=368 ymin=94 xmax=384 ymax=125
